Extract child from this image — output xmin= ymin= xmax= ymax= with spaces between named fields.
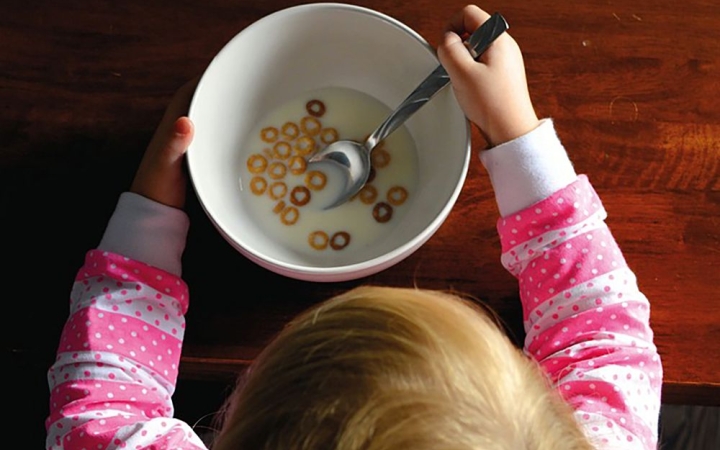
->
xmin=45 ymin=5 xmax=662 ymax=449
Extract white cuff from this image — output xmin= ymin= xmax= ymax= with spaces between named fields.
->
xmin=479 ymin=119 xmax=577 ymax=217
xmin=98 ymin=192 xmax=189 ymax=276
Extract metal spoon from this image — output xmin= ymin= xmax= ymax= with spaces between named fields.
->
xmin=308 ymin=12 xmax=509 ymax=209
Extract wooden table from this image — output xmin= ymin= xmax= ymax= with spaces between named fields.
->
xmin=2 ymin=0 xmax=719 ymax=410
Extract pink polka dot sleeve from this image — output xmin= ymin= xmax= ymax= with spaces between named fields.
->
xmin=45 ymin=251 xmax=207 ymax=450
xmin=498 ymin=176 xmax=663 ymax=449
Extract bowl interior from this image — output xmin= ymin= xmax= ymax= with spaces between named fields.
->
xmin=188 ymin=3 xmax=469 ymax=278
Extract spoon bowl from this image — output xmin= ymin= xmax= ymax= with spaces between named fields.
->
xmin=308 ymin=12 xmax=509 ymax=209
xmin=312 ymin=140 xmax=371 ymax=209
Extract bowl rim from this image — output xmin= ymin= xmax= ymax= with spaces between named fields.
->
xmin=187 ymin=2 xmax=471 ymax=281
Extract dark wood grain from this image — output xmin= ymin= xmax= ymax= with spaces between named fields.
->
xmin=2 ymin=0 xmax=719 ymax=411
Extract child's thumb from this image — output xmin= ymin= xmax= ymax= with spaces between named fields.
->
xmin=161 ymin=117 xmax=194 ymax=162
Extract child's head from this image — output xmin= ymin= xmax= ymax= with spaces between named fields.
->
xmin=212 ymin=286 xmax=591 ymax=449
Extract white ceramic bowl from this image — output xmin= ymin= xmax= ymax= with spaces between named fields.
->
xmin=188 ymin=2 xmax=470 ymax=282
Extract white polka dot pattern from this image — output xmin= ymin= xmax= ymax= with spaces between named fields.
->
xmin=498 ymin=176 xmax=662 ymax=449
xmin=45 ymin=250 xmax=206 ymax=450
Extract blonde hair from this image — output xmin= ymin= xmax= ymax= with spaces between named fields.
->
xmin=212 ymin=286 xmax=592 ymax=449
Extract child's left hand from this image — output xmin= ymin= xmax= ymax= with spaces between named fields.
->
xmin=130 ymin=79 xmax=197 ymax=210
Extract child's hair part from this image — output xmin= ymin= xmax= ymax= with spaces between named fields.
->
xmin=212 ymin=286 xmax=592 ymax=449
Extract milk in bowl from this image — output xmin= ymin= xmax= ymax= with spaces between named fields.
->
xmin=239 ymin=87 xmax=418 ymax=264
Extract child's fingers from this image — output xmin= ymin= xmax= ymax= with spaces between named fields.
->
xmin=153 ymin=117 xmax=194 ymax=162
xmin=439 ymin=5 xmax=500 ymax=76
xmin=163 ymin=78 xmax=199 ymax=122
xmin=445 ymin=4 xmax=491 ymax=37
xmin=437 ymin=31 xmax=482 ymax=81
xmin=131 ymin=117 xmax=194 ymax=209
xmin=148 ymin=78 xmax=199 ymax=148
xmin=129 ymin=79 xmax=198 ymax=209
xmin=168 ymin=117 xmax=194 ymax=158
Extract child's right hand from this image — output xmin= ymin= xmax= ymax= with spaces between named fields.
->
xmin=437 ymin=5 xmax=540 ymax=146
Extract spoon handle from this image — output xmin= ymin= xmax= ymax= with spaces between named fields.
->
xmin=365 ymin=12 xmax=509 ymax=151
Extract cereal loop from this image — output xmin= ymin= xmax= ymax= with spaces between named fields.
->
xmin=290 ymin=185 xmax=311 ymax=206
xmin=247 ymin=154 xmax=268 ymax=174
xmin=273 ymin=200 xmax=286 ymax=214
xmin=308 ymin=231 xmax=329 ymax=250
xmin=372 ymin=202 xmax=393 ymax=223
xmin=268 ymin=181 xmax=287 ymax=200
xmin=306 ymin=99 xmax=326 ymax=118
xmin=305 ymin=171 xmax=327 ymax=191
xmin=294 ymin=136 xmax=316 ymax=156
xmin=281 ymin=122 xmax=300 ymax=140
xmin=249 ymin=176 xmax=267 ymax=196
xmin=261 ymin=127 xmax=279 ymax=143
xmin=358 ymin=185 xmax=378 ymax=204
xmin=371 ymin=148 xmax=391 ymax=168
xmin=268 ymin=162 xmax=287 ymax=180
xmin=387 ymin=186 xmax=408 ymax=206
xmin=300 ymin=116 xmax=322 ymax=136
xmin=273 ymin=142 xmax=292 ymax=160
xmin=289 ymin=155 xmax=307 ymax=175
xmin=281 ymin=206 xmax=300 ymax=226
xmin=330 ymin=231 xmax=351 ymax=250
xmin=320 ymin=128 xmax=339 ymax=145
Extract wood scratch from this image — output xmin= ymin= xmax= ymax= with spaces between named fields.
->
xmin=632 ymin=14 xmax=643 ymax=21
xmin=612 ymin=12 xmax=621 ymax=22
xmin=609 ymin=96 xmax=639 ymax=122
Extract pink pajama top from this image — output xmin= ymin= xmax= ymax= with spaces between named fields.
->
xmin=46 ymin=120 xmax=662 ymax=449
